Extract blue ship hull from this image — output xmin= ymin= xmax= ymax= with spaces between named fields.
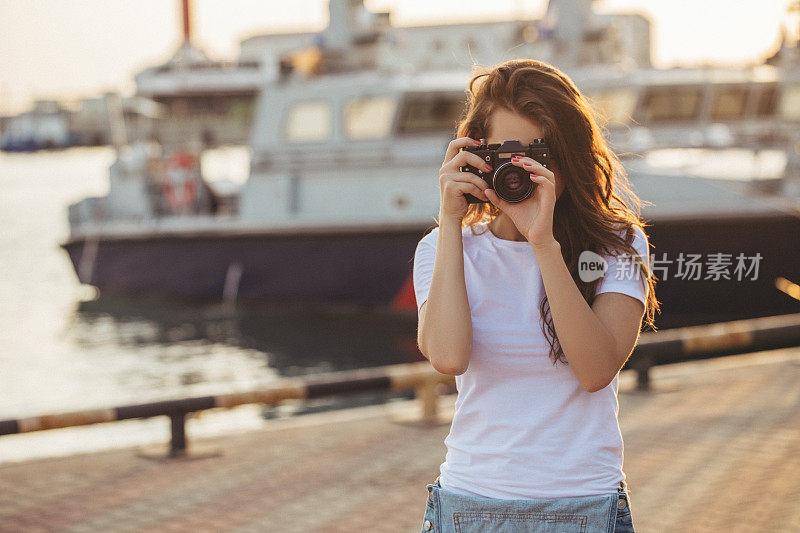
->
xmin=61 ymin=213 xmax=800 ymax=329
xmin=61 ymin=226 xmax=429 ymax=311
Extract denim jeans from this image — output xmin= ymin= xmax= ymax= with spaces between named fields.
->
xmin=420 ymin=476 xmax=635 ymax=533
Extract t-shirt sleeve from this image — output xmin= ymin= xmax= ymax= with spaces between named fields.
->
xmin=595 ymin=226 xmax=650 ymax=306
xmin=413 ymin=229 xmax=438 ymax=313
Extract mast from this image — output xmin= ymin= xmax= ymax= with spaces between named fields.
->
xmin=181 ymin=0 xmax=192 ymax=45
xmin=170 ymin=0 xmax=206 ymax=64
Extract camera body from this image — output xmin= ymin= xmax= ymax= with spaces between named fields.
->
xmin=459 ymin=139 xmax=550 ymax=204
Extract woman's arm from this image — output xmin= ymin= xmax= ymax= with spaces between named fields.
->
xmin=484 ymin=155 xmax=646 ymax=391
xmin=417 ymin=215 xmax=472 ymax=375
xmin=533 ymin=240 xmax=645 ymax=392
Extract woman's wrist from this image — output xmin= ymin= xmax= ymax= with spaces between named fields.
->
xmin=529 ymin=236 xmax=561 ymax=256
xmin=438 ymin=213 xmax=464 ymax=229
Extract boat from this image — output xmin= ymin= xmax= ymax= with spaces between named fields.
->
xmin=0 ymin=100 xmax=81 ymax=152
xmin=134 ymin=0 xmax=653 ymax=148
xmin=60 ymin=0 xmax=800 ymax=330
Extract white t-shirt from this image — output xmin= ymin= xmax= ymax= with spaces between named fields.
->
xmin=413 ymin=220 xmax=650 ymax=499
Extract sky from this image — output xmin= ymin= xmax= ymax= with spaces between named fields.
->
xmin=0 ymin=0 xmax=797 ymax=115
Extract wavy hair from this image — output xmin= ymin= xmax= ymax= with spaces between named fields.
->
xmin=453 ymin=58 xmax=660 ymax=366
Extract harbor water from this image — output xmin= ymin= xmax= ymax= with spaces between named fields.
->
xmin=0 ymin=146 xmax=420 ymax=464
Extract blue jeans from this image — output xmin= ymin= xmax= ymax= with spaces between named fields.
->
xmin=420 ymin=476 xmax=635 ymax=533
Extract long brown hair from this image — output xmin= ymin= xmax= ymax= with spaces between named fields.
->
xmin=454 ymin=58 xmax=660 ymax=366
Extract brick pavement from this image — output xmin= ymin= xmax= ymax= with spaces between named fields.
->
xmin=1 ymin=347 xmax=799 ymax=532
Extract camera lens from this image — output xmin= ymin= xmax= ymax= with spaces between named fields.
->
xmin=492 ymin=162 xmax=534 ymax=203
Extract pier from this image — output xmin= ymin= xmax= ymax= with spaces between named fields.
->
xmin=1 ymin=345 xmax=799 ymax=532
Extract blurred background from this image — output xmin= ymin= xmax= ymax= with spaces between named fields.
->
xmin=1 ymin=0 xmax=799 ymax=464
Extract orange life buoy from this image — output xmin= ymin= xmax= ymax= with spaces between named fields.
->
xmin=162 ymin=152 xmax=199 ymax=213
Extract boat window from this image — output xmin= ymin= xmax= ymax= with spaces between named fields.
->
xmin=755 ymin=84 xmax=778 ymax=117
xmin=638 ymin=86 xmax=704 ymax=123
xmin=586 ymin=88 xmax=637 ymax=126
xmin=778 ymin=85 xmax=800 ymax=120
xmin=285 ymin=101 xmax=332 ymax=142
xmin=344 ymin=95 xmax=397 ymax=139
xmin=710 ymin=86 xmax=749 ymax=120
xmin=397 ymin=92 xmax=466 ymax=135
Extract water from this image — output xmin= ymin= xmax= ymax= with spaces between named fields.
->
xmin=0 ymin=147 xmax=419 ymax=464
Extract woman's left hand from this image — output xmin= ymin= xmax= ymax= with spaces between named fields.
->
xmin=483 ymin=156 xmax=558 ymax=248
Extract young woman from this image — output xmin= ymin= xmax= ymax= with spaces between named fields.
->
xmin=413 ymin=59 xmax=659 ymax=533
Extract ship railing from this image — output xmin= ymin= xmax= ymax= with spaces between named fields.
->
xmin=1 ymin=313 xmax=799 ymax=459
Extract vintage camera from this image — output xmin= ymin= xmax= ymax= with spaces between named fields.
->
xmin=459 ymin=139 xmax=550 ymax=204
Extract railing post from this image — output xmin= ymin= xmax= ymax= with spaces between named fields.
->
xmin=138 ymin=412 xmax=221 ymax=461
xmin=417 ymin=377 xmax=439 ymax=424
xmin=631 ymin=354 xmax=653 ymax=392
xmin=392 ymin=374 xmax=450 ymax=427
xmin=169 ymin=413 xmax=187 ymax=456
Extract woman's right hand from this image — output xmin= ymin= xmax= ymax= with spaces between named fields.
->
xmin=438 ymin=137 xmax=493 ymax=221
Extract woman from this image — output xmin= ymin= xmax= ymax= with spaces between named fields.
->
xmin=413 ymin=59 xmax=659 ymax=532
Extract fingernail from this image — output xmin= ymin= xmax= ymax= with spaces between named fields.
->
xmin=472 ymin=139 xmax=482 ymax=145
xmin=484 ymin=164 xmax=492 ymax=171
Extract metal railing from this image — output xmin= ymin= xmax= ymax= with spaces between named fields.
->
xmin=1 ymin=312 xmax=798 ymax=458
xmin=629 ymin=312 xmax=800 ymax=390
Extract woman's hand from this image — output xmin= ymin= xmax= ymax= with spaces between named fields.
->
xmin=438 ymin=137 xmax=492 ymax=222
xmin=483 ymin=156 xmax=558 ymax=249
